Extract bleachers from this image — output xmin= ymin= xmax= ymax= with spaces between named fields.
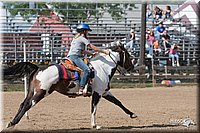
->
xmin=0 ymin=2 xmax=199 ymax=84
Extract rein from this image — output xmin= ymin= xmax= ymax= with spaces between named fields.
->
xmin=109 ymin=51 xmax=126 ymax=76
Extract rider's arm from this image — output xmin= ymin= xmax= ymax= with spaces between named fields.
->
xmin=82 ymin=50 xmax=93 ymax=56
xmin=88 ymin=44 xmax=109 ymax=55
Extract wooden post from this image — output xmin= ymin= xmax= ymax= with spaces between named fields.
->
xmin=139 ymin=2 xmax=147 ymax=84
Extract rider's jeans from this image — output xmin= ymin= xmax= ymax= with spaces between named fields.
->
xmin=68 ymin=55 xmax=91 ymax=88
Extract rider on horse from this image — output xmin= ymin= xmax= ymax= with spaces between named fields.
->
xmin=67 ymin=23 xmax=109 ymax=95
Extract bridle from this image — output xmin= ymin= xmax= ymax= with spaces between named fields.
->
xmin=108 ymin=49 xmax=129 ymax=76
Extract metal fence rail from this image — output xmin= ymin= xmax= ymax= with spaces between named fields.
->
xmin=0 ymin=2 xmax=199 ymax=66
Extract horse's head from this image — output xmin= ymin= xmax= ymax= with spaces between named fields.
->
xmin=109 ymin=40 xmax=133 ymax=71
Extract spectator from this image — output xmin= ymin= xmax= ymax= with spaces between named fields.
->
xmin=163 ymin=5 xmax=174 ymax=22
xmin=148 ymin=29 xmax=155 ymax=45
xmin=153 ymin=39 xmax=162 ymax=56
xmin=146 ymin=27 xmax=150 ymax=34
xmin=161 ymin=29 xmax=171 ymax=53
xmin=169 ymin=43 xmax=181 ymax=66
xmin=153 ymin=6 xmax=163 ymax=23
xmin=126 ymin=29 xmax=136 ymax=51
xmin=155 ymin=21 xmax=165 ymax=40
xmin=146 ymin=5 xmax=153 ymax=23
xmin=145 ymin=34 xmax=153 ymax=58
xmin=145 ymin=34 xmax=153 ymax=79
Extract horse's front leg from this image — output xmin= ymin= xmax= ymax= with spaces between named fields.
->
xmin=102 ymin=90 xmax=137 ymax=118
xmin=91 ymin=91 xmax=101 ymax=129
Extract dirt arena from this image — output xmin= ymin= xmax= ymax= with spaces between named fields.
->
xmin=2 ymin=85 xmax=198 ymax=132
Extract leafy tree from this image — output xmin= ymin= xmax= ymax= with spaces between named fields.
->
xmin=3 ymin=2 xmax=137 ymax=23
xmin=3 ymin=2 xmax=50 ymax=20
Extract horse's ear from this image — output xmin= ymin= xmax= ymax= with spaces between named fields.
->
xmin=116 ymin=40 xmax=126 ymax=51
xmin=108 ymin=40 xmax=126 ymax=52
xmin=108 ymin=46 xmax=118 ymax=51
xmin=116 ymin=40 xmax=122 ymax=46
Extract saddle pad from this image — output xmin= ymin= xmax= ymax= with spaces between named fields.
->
xmin=55 ymin=64 xmax=79 ymax=81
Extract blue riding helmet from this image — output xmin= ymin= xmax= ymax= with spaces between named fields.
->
xmin=77 ymin=24 xmax=92 ymax=32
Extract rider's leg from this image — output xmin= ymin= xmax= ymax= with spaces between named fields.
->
xmin=69 ymin=55 xmax=90 ymax=94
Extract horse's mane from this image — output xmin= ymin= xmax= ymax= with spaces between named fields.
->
xmin=89 ymin=50 xmax=120 ymax=70
xmin=90 ymin=53 xmax=108 ymax=62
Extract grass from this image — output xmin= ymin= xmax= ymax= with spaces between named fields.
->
xmin=2 ymin=84 xmax=24 ymax=92
xmin=1 ymin=82 xmax=197 ymax=92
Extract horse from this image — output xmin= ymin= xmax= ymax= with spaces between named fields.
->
xmin=3 ymin=41 xmax=137 ymax=129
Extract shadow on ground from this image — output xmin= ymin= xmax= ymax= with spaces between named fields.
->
xmin=1 ymin=124 xmax=189 ymax=133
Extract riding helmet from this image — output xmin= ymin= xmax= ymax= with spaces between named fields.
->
xmin=76 ymin=24 xmax=92 ymax=32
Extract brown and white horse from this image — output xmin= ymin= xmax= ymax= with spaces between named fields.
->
xmin=3 ymin=42 xmax=137 ymax=129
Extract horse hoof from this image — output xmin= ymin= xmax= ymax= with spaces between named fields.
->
xmin=6 ymin=122 xmax=15 ymax=129
xmin=96 ymin=125 xmax=101 ymax=130
xmin=92 ymin=125 xmax=101 ymax=130
xmin=92 ymin=125 xmax=96 ymax=128
xmin=130 ymin=113 xmax=137 ymax=118
xmin=68 ymin=96 xmax=76 ymax=98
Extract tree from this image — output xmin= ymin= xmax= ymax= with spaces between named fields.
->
xmin=3 ymin=2 xmax=137 ymax=23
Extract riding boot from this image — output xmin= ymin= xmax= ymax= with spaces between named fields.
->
xmin=78 ymin=87 xmax=84 ymax=95
xmin=78 ymin=86 xmax=88 ymax=97
xmin=82 ymin=86 xmax=88 ymax=97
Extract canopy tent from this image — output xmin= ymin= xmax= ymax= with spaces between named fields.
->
xmin=173 ymin=0 xmax=199 ymax=30
xmin=29 ymin=12 xmax=73 ymax=45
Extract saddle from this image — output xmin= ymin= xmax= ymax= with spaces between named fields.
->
xmin=60 ymin=58 xmax=94 ymax=97
xmin=60 ymin=58 xmax=94 ymax=78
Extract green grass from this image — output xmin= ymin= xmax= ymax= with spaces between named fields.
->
xmin=1 ymin=82 xmax=197 ymax=92
xmin=3 ymin=84 xmax=24 ymax=91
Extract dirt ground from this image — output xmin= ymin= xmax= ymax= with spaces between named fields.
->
xmin=1 ymin=85 xmax=198 ymax=132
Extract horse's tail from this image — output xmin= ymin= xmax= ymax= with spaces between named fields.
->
xmin=3 ymin=62 xmax=39 ymax=80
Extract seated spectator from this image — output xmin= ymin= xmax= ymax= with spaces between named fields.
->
xmin=163 ymin=5 xmax=174 ymax=22
xmin=148 ymin=29 xmax=155 ymax=45
xmin=146 ymin=27 xmax=149 ymax=34
xmin=153 ymin=6 xmax=163 ymax=23
xmin=161 ymin=29 xmax=171 ymax=53
xmin=145 ymin=34 xmax=153 ymax=58
xmin=125 ymin=29 xmax=136 ymax=51
xmin=155 ymin=21 xmax=165 ymax=40
xmin=169 ymin=43 xmax=181 ymax=66
xmin=146 ymin=5 xmax=153 ymax=22
xmin=153 ymin=39 xmax=162 ymax=56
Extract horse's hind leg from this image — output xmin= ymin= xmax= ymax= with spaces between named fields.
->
xmin=6 ymin=87 xmax=34 ymax=128
xmin=7 ymin=89 xmax=46 ymax=128
xmin=102 ymin=91 xmax=137 ymax=118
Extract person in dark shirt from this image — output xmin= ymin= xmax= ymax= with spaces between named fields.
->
xmin=153 ymin=6 xmax=163 ymax=23
xmin=161 ymin=29 xmax=171 ymax=53
xmin=163 ymin=5 xmax=174 ymax=21
xmin=126 ymin=29 xmax=136 ymax=51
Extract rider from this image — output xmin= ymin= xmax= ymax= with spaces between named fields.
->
xmin=67 ymin=23 xmax=109 ymax=95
